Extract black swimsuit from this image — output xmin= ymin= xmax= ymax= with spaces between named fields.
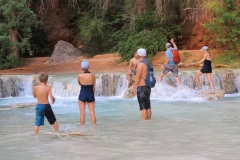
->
xmin=78 ymin=84 xmax=95 ymax=102
xmin=78 ymin=71 xmax=95 ymax=102
xmin=200 ymin=59 xmax=212 ymax=73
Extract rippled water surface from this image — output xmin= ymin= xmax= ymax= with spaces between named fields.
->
xmin=0 ymin=96 xmax=240 ymax=160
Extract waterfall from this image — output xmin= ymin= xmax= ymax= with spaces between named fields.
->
xmin=95 ymin=74 xmax=127 ymax=96
xmin=178 ymin=70 xmax=239 ymax=93
xmin=236 ymin=76 xmax=240 ymax=92
xmin=0 ymin=74 xmax=128 ymax=98
xmin=0 ymin=75 xmax=33 ymax=97
xmin=0 ymin=70 xmax=239 ymax=98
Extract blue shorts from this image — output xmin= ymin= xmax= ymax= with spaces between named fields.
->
xmin=35 ymin=104 xmax=56 ymax=126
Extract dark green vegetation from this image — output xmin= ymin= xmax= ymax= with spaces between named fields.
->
xmin=202 ymin=0 xmax=240 ymax=67
xmin=0 ymin=0 xmax=239 ymax=69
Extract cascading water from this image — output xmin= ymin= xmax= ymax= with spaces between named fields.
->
xmin=0 ymin=69 xmax=239 ymax=99
xmin=0 ymin=75 xmax=33 ymax=97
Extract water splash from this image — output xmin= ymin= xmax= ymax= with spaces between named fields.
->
xmin=151 ymin=82 xmax=204 ymax=101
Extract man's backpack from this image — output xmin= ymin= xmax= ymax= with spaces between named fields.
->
xmin=171 ymin=49 xmax=180 ymax=64
xmin=145 ymin=64 xmax=156 ymax=88
xmin=139 ymin=59 xmax=156 ymax=88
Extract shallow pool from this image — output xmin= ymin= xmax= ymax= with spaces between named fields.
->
xmin=0 ymin=95 xmax=240 ymax=160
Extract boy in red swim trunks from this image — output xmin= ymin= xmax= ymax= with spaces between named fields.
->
xmin=33 ymin=72 xmax=59 ymax=135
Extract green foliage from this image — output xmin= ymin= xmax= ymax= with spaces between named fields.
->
xmin=113 ymin=11 xmax=182 ymax=62
xmin=78 ymin=14 xmax=105 ymax=42
xmin=77 ymin=14 xmax=106 ymax=55
xmin=0 ymin=0 xmax=40 ymax=55
xmin=0 ymin=31 xmax=23 ymax=69
xmin=72 ymin=1 xmax=124 ymax=56
xmin=64 ymin=1 xmax=184 ymax=60
xmin=0 ymin=29 xmax=10 ymax=53
xmin=214 ymin=50 xmax=240 ymax=66
xmin=0 ymin=0 xmax=41 ymax=68
xmin=28 ymin=26 xmax=50 ymax=57
xmin=202 ymin=0 xmax=240 ymax=58
xmin=115 ymin=29 xmax=167 ymax=62
xmin=0 ymin=55 xmax=23 ymax=69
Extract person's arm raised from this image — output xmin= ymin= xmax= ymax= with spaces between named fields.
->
xmin=170 ymin=38 xmax=177 ymax=49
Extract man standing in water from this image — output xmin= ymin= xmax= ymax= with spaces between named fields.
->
xmin=132 ymin=48 xmax=152 ymax=120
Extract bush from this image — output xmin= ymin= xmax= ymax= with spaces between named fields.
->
xmin=112 ymin=10 xmax=182 ymax=62
xmin=0 ymin=55 xmax=23 ymax=69
xmin=214 ymin=50 xmax=240 ymax=66
xmin=115 ymin=29 xmax=167 ymax=62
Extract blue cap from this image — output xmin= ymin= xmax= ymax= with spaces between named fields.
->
xmin=81 ymin=60 xmax=89 ymax=69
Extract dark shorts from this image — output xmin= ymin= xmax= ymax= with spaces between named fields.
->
xmin=163 ymin=65 xmax=179 ymax=77
xmin=137 ymin=86 xmax=151 ymax=111
xmin=35 ymin=104 xmax=56 ymax=126
xmin=78 ymin=92 xmax=95 ymax=103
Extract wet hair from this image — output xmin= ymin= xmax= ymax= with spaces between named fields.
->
xmin=39 ymin=72 xmax=48 ymax=83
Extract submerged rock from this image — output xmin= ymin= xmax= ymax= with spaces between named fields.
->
xmin=123 ymin=85 xmax=135 ymax=98
xmin=33 ymin=75 xmax=40 ymax=86
xmin=197 ymin=90 xmax=225 ymax=100
xmin=12 ymin=103 xmax=36 ymax=108
xmin=123 ymin=74 xmax=136 ymax=98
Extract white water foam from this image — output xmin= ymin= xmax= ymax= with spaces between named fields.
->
xmin=1 ymin=73 xmax=240 ymax=101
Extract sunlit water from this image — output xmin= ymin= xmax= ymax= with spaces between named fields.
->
xmin=1 ymin=94 xmax=240 ymax=160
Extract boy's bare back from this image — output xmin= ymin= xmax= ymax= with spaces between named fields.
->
xmin=33 ymin=83 xmax=55 ymax=104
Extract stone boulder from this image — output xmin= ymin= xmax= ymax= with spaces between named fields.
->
xmin=123 ymin=85 xmax=135 ymax=98
xmin=12 ymin=103 xmax=37 ymax=108
xmin=197 ymin=90 xmax=225 ymax=100
xmin=218 ymin=70 xmax=238 ymax=94
xmin=123 ymin=75 xmax=136 ymax=98
xmin=48 ymin=40 xmax=82 ymax=65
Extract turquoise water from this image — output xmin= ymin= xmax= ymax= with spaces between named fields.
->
xmin=0 ymin=95 xmax=240 ymax=160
